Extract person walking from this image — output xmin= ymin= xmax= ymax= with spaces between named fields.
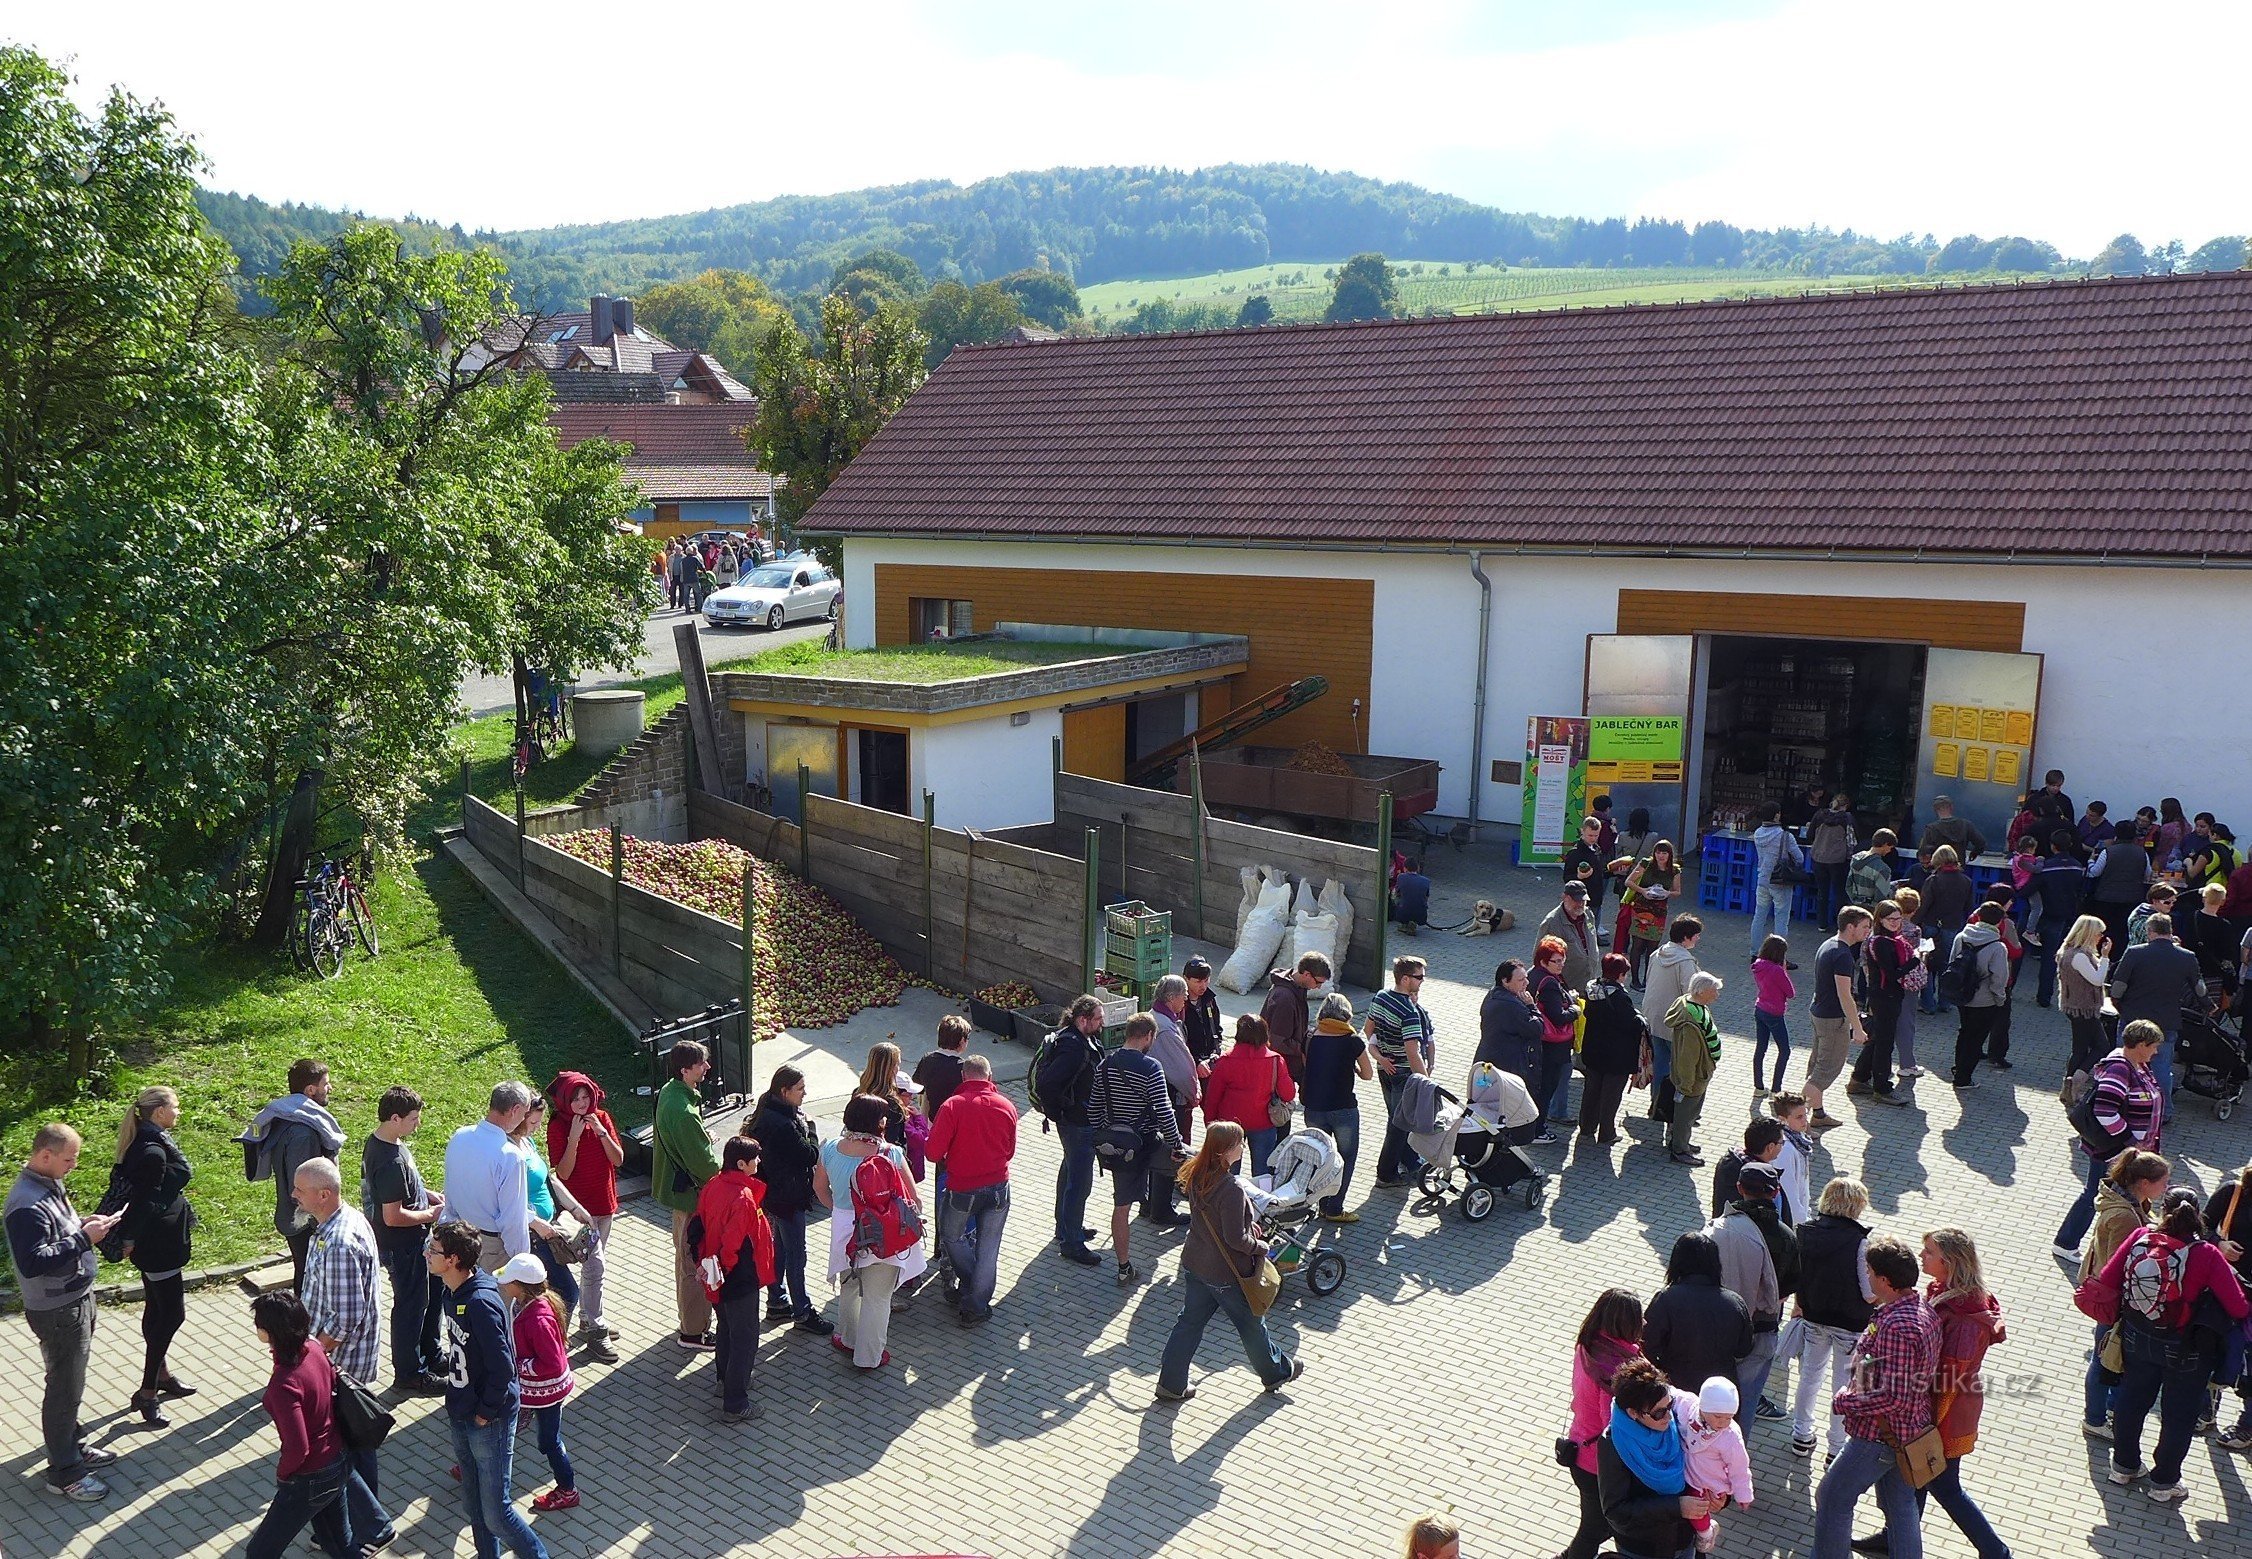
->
xmin=429 ymin=1220 xmax=550 ymax=1559
xmin=1750 ymin=803 xmax=1808 ymax=955
xmin=1147 ymin=975 xmax=1201 ymax=1223
xmin=650 ymin=1043 xmax=722 ymax=1348
xmin=2109 ymin=912 xmax=2204 ymax=1122
xmin=1532 ymin=935 xmax=1586 ymax=1130
xmin=815 ymin=1094 xmax=927 ymax=1369
xmin=1540 ymin=879 xmax=1603 ymax=992
xmin=443 ymin=1081 xmax=534 ymax=1274
xmin=2079 ymin=1150 xmax=2169 ymax=1438
xmin=2054 ymin=1020 xmax=2166 ymax=1260
xmin=1662 ymin=973 xmax=1724 ymax=1166
xmin=6 ymin=1124 xmax=123 ymax=1503
xmin=1750 ymin=936 xmax=1795 ymax=1094
xmin=1597 ymin=1356 xmax=1707 ymax=1559
xmin=1554 ymin=1288 xmax=1646 ymax=1559
xmin=1912 ymin=1229 xmax=2013 ymax=1557
xmin=1917 ymin=845 xmax=1976 ymax=1014
xmin=1094 ymin=1013 xmax=1192 ymax=1282
xmin=1204 ymin=1012 xmax=1295 ymax=1177
xmin=1790 ymin=1177 xmax=1875 ymax=1463
xmin=692 ymin=1136 xmax=776 ymax=1423
xmin=244 ymin=1058 xmax=344 ymax=1292
xmin=1301 ymin=992 xmax=1373 ymax=1221
xmin=1807 ymin=795 xmax=1858 ymax=928
xmin=546 ymin=1070 xmax=622 ymax=1360
xmin=1154 ymin=1121 xmax=1302 ymax=1403
xmin=1809 ymin=1238 xmax=1937 ymax=1559
xmin=1640 ymin=915 xmax=1704 ymax=1127
xmin=1643 ymin=1231 xmax=1753 ymax=1399
xmin=1947 ymin=904 xmax=2013 ymax=1091
xmin=1261 ymin=951 xmax=1330 ymax=1083
xmin=2090 ymin=1189 xmax=2251 ymax=1502
xmin=244 ymin=1291 xmax=376 ymax=1559
xmin=1034 ymin=996 xmax=1105 ymax=1268
xmin=1847 ymin=900 xmax=1913 ymax=1104
xmin=746 ymin=1065 xmax=832 ymax=1336
xmin=1709 ymin=1161 xmax=1799 ymax=1420
xmin=927 ymin=1054 xmax=1018 ymax=1323
xmin=111 ymin=1086 xmax=196 ymax=1426
xmin=362 ymin=1087 xmax=446 ymax=1393
xmin=1577 ymin=954 xmax=1648 ymax=1147
xmin=1804 ymin=908 xmax=1872 ymax=1127
xmin=496 ymin=1254 xmax=579 ymax=1510
xmin=1368 ymin=956 xmax=1435 ymax=1186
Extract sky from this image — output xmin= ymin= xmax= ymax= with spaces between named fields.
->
xmin=12 ymin=0 xmax=2246 ymax=256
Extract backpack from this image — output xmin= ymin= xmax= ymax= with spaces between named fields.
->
xmin=1028 ymin=1028 xmax=1091 ymax=1124
xmin=1847 ymin=851 xmax=1894 ymax=907
xmin=2120 ymin=1231 xmax=2190 ymax=1327
xmin=848 ymin=1151 xmax=923 ymax=1260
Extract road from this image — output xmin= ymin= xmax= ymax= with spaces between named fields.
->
xmin=457 ymin=607 xmax=833 ymax=718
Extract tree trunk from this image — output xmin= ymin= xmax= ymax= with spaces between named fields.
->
xmin=252 ymin=767 xmax=324 ymax=949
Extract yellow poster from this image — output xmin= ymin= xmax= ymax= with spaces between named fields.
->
xmin=1992 ymin=748 xmax=2022 ymax=788
xmin=1932 ymin=742 xmax=1960 ymax=778
xmin=1979 ymin=708 xmax=2008 ymax=743
xmin=2004 ymin=710 xmax=2034 ymax=746
xmin=1963 ymin=746 xmax=1991 ymax=783
xmin=1928 ymin=704 xmax=1954 ymax=738
xmin=1954 ymin=706 xmax=1983 ymax=739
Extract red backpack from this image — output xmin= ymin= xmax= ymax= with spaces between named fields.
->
xmin=849 ymin=1151 xmax=923 ymax=1260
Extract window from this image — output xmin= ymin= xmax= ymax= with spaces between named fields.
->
xmin=912 ymin=598 xmax=974 ymax=642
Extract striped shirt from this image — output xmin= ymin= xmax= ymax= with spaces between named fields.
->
xmin=1089 ymin=1049 xmax=1184 ymax=1152
xmin=1368 ymin=988 xmax=1433 ymax=1071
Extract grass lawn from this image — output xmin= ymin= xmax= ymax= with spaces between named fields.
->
xmin=0 ymin=673 xmax=695 ymax=1278
xmin=726 ymin=638 xmax=1126 ymax=683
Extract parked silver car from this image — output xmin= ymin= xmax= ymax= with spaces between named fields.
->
xmin=703 ymin=561 xmax=842 ymax=630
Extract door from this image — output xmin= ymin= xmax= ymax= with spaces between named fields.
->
xmin=1912 ymin=648 xmax=2044 ymax=861
xmin=767 ymin=723 xmax=838 ymax=823
xmin=855 ymin=728 xmax=911 ymax=816
xmin=787 ymin=568 xmax=814 ymax=621
xmin=1583 ymin=634 xmax=1694 ymax=847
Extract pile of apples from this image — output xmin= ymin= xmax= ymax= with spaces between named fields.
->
xmin=972 ymin=981 xmax=1040 ymax=1010
xmin=550 ymin=831 xmax=912 ymax=1035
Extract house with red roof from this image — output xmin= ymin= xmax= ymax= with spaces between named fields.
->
xmin=799 ymin=274 xmax=2252 ymax=854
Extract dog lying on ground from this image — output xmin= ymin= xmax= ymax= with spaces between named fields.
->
xmin=1457 ymin=899 xmax=1515 ymax=936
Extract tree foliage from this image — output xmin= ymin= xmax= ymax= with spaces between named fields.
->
xmin=2184 ymin=235 xmax=2248 ymax=273
xmin=1326 ymin=253 xmax=1399 ymax=322
xmin=994 ymin=268 xmax=1081 ymax=329
xmin=1236 ymin=294 xmax=1274 ymax=327
xmin=916 ymin=281 xmax=1030 ymax=368
xmin=2089 ymin=233 xmax=2150 ymax=277
xmin=634 ymin=268 xmax=795 ymax=375
xmin=751 ymin=295 xmax=927 ymax=550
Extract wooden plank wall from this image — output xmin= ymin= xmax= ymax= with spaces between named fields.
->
xmin=522 ymin=802 xmax=614 ymax=839
xmin=1616 ymin=589 xmax=2026 ymax=653
xmin=871 ymin=563 xmax=1374 ymax=755
xmin=1053 ymin=773 xmax=1381 ymax=988
xmin=688 ymin=790 xmax=803 ymax=865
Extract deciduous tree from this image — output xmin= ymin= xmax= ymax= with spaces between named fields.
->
xmin=1325 ymin=252 xmax=1398 ymax=322
xmin=751 ymin=295 xmax=928 ymax=557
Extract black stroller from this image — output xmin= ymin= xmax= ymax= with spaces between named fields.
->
xmin=2179 ymin=990 xmax=2249 ymax=1121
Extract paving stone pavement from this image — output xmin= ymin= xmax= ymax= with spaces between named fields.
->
xmin=9 ymin=850 xmax=2252 ymax=1558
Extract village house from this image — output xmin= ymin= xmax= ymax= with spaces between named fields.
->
xmin=800 ymin=273 xmax=2252 ymax=853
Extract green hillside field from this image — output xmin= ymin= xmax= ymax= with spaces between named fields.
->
xmin=1078 ymin=261 xmax=2051 ymax=327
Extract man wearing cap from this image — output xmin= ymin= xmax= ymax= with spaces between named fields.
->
xmin=1538 ymin=880 xmax=1601 ymax=992
xmin=1708 ymin=1160 xmax=1802 ymax=1424
xmin=1301 ymin=993 xmax=1375 ymax=1222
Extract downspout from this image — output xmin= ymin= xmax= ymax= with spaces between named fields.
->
xmin=1467 ymin=551 xmax=1493 ymax=842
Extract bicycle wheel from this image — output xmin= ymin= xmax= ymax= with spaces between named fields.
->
xmin=308 ymin=905 xmax=347 ymax=979
xmin=347 ymin=886 xmax=380 ymax=958
xmin=288 ymin=900 xmax=312 ymax=969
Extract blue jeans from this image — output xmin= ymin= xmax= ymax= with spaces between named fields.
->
xmin=1921 ymin=1457 xmax=2012 ymax=1559
xmin=941 ymin=1181 xmax=1011 ymax=1320
xmin=1737 ymin=1327 xmax=1781 ymax=1409
xmin=1537 ymin=1042 xmax=1575 ymax=1123
xmin=1648 ymin=1027 xmax=1673 ymax=1087
xmin=532 ymin=1403 xmax=573 ymax=1491
xmin=380 ymin=1241 xmax=442 ymax=1383
xmin=2034 ymin=916 xmax=2073 ymax=1004
xmin=2083 ymin=1322 xmax=2118 ymax=1430
xmin=1246 ymin=1127 xmax=1279 ymax=1175
xmin=1054 ymin=1122 xmax=1096 ymax=1254
xmin=1812 ymin=1434 xmax=1922 ymax=1559
xmin=1377 ymin=1070 xmax=1424 ymax=1182
xmin=1753 ymin=1010 xmax=1791 ymax=1090
xmin=1749 ymin=882 xmax=1791 ymax=953
xmin=244 ymin=1459 xmax=364 ymax=1559
xmin=765 ymin=1207 xmax=813 ymax=1315
xmin=1303 ymin=1106 xmax=1360 ymax=1215
xmin=1157 ymin=1271 xmax=1290 ymax=1395
xmin=2150 ymin=1032 xmax=2177 ymax=1118
xmin=2054 ymin=1149 xmax=2109 ymax=1252
xmin=449 ymin=1414 xmax=550 ymax=1559
xmin=2113 ymin=1317 xmax=2221 ymax=1486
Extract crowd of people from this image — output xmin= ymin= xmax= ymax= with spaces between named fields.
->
xmin=654 ymin=532 xmax=766 ymax=614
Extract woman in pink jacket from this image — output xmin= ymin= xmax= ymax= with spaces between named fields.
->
xmin=1201 ymin=1014 xmax=1296 ymax=1175
xmin=498 ymin=1253 xmax=578 ymax=1513
xmin=1555 ymin=1287 xmax=1644 ymax=1559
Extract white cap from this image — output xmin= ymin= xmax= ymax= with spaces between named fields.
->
xmin=895 ymin=1076 xmax=923 ymax=1096
xmin=1699 ymin=1377 xmax=1740 ymax=1415
xmin=497 ymin=1252 xmax=547 ymax=1287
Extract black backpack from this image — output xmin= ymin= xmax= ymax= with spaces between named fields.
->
xmin=1935 ymin=934 xmax=1979 ymax=1006
xmin=1027 ymin=1029 xmax=1091 ymax=1126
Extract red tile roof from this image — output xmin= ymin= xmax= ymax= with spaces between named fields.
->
xmin=548 ymin=403 xmax=774 ymax=502
xmin=805 ymin=274 xmax=2252 ymax=560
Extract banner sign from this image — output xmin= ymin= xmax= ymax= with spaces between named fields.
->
xmin=1588 ymin=716 xmax=1685 ymax=764
xmin=1520 ymin=716 xmax=1590 ymax=864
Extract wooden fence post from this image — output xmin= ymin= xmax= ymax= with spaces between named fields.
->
xmin=609 ymin=823 xmax=624 ymax=975
xmin=1373 ymin=789 xmax=1394 ymax=984
xmin=514 ymin=786 xmax=527 ymax=889
xmin=1189 ymin=743 xmax=1207 ymax=941
xmin=797 ymin=762 xmax=813 ymax=883
xmin=921 ymin=790 xmax=937 ymax=984
xmin=1081 ymin=825 xmax=1101 ymax=995
xmin=1052 ymin=735 xmax=1063 ymax=824
xmin=459 ymin=759 xmax=472 ymax=830
xmin=741 ymin=860 xmax=757 ymax=1044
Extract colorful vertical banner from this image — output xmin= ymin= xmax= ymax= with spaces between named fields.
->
xmin=1520 ymin=716 xmax=1590 ymax=864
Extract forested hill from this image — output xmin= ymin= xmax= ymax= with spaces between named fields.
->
xmin=195 ymin=163 xmax=2145 ymax=314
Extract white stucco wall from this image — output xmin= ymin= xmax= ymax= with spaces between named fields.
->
xmin=842 ymin=538 xmax=2246 ymax=831
xmin=915 ymin=709 xmax=1063 ymax=830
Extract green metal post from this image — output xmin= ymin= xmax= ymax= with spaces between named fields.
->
xmin=1373 ymin=790 xmax=1394 ymax=984
xmin=921 ymin=790 xmax=936 ymax=982
xmin=1188 ymin=743 xmax=1207 ymax=940
xmin=514 ymin=785 xmax=527 ymax=888
xmin=797 ymin=762 xmax=813 ymax=882
xmin=741 ymin=860 xmax=757 ymax=1048
xmin=1080 ymin=825 xmax=1101 ymax=995
xmin=609 ymin=823 xmax=624 ymax=975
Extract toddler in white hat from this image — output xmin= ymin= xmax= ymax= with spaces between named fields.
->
xmin=1674 ymin=1375 xmax=1754 ymax=1553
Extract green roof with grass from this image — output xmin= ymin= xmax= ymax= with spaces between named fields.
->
xmin=727 ymin=638 xmax=1131 ymax=684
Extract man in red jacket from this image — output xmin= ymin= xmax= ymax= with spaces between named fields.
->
xmin=926 ymin=1055 xmax=1018 ymax=1325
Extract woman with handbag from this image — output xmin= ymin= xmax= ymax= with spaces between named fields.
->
xmin=2076 ymin=1149 xmax=2169 ymax=1439
xmin=510 ymin=1098 xmax=587 ymax=1330
xmin=110 ymin=1085 xmax=196 ymax=1426
xmin=1154 ymin=1120 xmax=1300 ymax=1403
xmin=1201 ymin=1014 xmax=1296 ymax=1175
xmin=245 ymin=1290 xmax=374 ymax=1559
xmin=1907 ymin=1229 xmax=2012 ymax=1558
xmin=1554 ymin=1287 xmax=1644 ymax=1559
xmin=546 ymin=1070 xmax=621 ymax=1362
xmin=1614 ymin=841 xmax=1682 ymax=990
xmin=1576 ymin=954 xmax=1648 ymax=1147
xmin=1530 ymin=936 xmax=1585 ymax=1135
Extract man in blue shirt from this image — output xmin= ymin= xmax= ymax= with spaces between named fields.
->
xmin=1391 ymin=857 xmax=1433 ymax=934
xmin=442 ymin=1083 xmax=533 ymax=1272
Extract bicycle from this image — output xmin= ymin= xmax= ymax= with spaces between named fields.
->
xmin=292 ymin=855 xmax=379 ymax=978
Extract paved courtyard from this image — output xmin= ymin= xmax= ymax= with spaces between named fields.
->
xmin=8 ymin=847 xmax=2252 ymax=1558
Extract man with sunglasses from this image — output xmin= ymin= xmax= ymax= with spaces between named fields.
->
xmin=1366 ymin=956 xmax=1434 ymax=1187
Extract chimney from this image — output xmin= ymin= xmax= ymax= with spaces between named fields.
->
xmin=613 ymin=297 xmax=635 ymax=338
xmin=590 ymin=294 xmax=615 ymax=345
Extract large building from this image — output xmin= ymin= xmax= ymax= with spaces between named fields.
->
xmin=802 ymin=273 xmax=2252 ymax=852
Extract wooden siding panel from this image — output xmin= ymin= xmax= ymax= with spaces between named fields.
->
xmin=1061 ymin=705 xmax=1126 ymax=782
xmin=873 ymin=564 xmax=1373 ymax=753
xmin=1616 ymin=589 xmax=2024 ymax=653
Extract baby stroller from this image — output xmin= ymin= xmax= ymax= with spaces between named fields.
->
xmin=1410 ymin=1064 xmax=1548 ymax=1221
xmin=2179 ymin=992 xmax=2250 ymax=1121
xmin=1244 ymin=1128 xmax=1348 ymax=1298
